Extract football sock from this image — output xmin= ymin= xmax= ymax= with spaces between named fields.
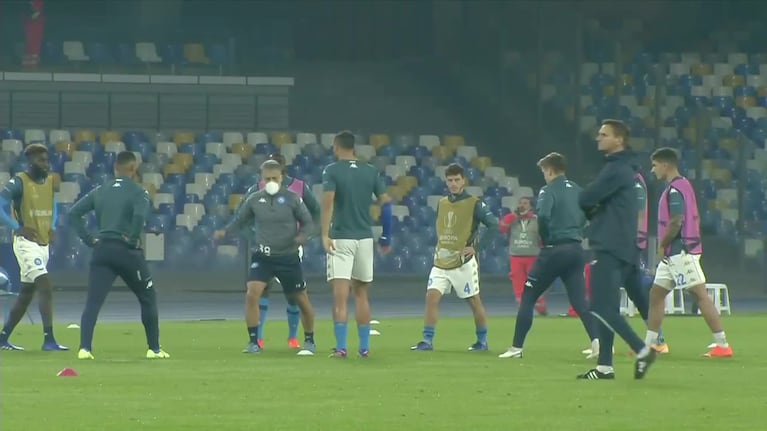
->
xmin=423 ymin=326 xmax=435 ymax=344
xmin=334 ymin=321 xmax=347 ymax=351
xmin=358 ymin=324 xmax=370 ymax=351
xmin=287 ymin=304 xmax=300 ymax=339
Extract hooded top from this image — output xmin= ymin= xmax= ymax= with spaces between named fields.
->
xmin=578 ymin=149 xmax=641 ymax=264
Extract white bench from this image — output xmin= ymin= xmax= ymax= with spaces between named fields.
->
xmin=665 ymin=283 xmax=731 ymax=315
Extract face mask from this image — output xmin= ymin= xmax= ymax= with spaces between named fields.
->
xmin=264 ymin=181 xmax=280 ymax=195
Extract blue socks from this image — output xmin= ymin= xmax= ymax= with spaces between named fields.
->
xmin=423 ymin=326 xmax=435 ymax=344
xmin=358 ymin=324 xmax=370 ymax=351
xmin=287 ymin=304 xmax=300 ymax=339
xmin=257 ymin=297 xmax=269 ymax=340
xmin=334 ymin=321 xmax=347 ymax=351
xmin=476 ymin=326 xmax=488 ymax=344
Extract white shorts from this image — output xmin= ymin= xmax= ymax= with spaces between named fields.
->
xmin=653 ymin=252 xmax=706 ymax=290
xmin=327 ymin=238 xmax=374 ymax=283
xmin=427 ymin=258 xmax=480 ymax=299
xmin=13 ymin=236 xmax=50 ymax=283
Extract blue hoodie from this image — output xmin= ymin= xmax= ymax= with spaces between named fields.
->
xmin=578 ymin=149 xmax=641 ymax=264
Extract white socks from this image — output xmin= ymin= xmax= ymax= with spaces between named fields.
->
xmin=596 ymin=365 xmax=614 ymax=374
xmin=636 ymin=345 xmax=651 ymax=358
xmin=644 ymin=330 xmax=659 ymax=346
xmin=713 ymin=331 xmax=728 ymax=347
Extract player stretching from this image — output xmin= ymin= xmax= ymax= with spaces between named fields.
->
xmin=499 ymin=196 xmax=546 ymax=315
xmin=411 ymin=163 xmax=499 ymax=351
xmin=216 ymin=160 xmax=316 ymax=354
xmin=239 ymin=153 xmax=320 ymax=349
xmin=645 ymin=148 xmax=733 ymax=359
xmin=70 ymin=151 xmax=168 ymax=359
xmin=321 ymin=131 xmax=392 ymax=358
xmin=499 ymin=153 xmax=598 ymax=359
xmin=0 ymin=144 xmax=67 ymax=351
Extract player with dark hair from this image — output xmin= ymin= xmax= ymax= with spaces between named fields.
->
xmin=0 ymin=143 xmax=67 ymax=351
xmin=646 ymin=147 xmax=732 ymax=359
xmin=322 ymin=130 xmax=392 ymax=358
xmin=216 ymin=159 xmax=316 ymax=355
xmin=577 ymin=119 xmax=655 ymax=379
xmin=499 ymin=152 xmax=598 ymax=359
xmin=410 ymin=163 xmax=499 ymax=351
xmin=237 ymin=153 xmax=320 ymax=349
xmin=70 ymin=151 xmax=169 ymax=359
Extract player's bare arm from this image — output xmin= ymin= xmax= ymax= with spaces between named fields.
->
xmin=377 ymin=193 xmax=393 ymax=254
xmin=321 ymin=190 xmax=335 ymax=254
xmin=657 ymin=214 xmax=682 ymax=258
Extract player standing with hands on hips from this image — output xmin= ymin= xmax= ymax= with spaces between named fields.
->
xmin=499 ymin=153 xmax=598 ymax=359
xmin=321 ymin=131 xmax=392 ymax=359
xmin=69 ymin=151 xmax=168 ymax=360
xmin=215 ymin=160 xmax=316 ymax=355
xmin=576 ymin=120 xmax=655 ymax=380
xmin=410 ymin=163 xmax=499 ymax=352
xmin=0 ymin=143 xmax=67 ymax=351
xmin=645 ymin=148 xmax=733 ymax=358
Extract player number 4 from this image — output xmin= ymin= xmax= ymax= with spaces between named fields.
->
xmin=463 ymin=283 xmax=471 ymax=294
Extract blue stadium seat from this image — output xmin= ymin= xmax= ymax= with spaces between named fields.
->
xmin=160 ymin=44 xmax=185 ymax=65
xmin=86 ymin=42 xmax=115 ymax=64
xmin=207 ymin=44 xmax=231 ymax=66
xmin=117 ymin=43 xmax=140 ymax=65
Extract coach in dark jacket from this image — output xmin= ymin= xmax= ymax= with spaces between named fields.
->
xmin=575 ymin=119 xmax=656 ymax=381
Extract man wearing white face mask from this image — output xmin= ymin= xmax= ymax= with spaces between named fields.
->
xmin=214 ymin=160 xmax=316 ymax=355
xmin=237 ymin=154 xmax=320 ymax=350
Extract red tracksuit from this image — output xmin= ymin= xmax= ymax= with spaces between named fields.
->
xmin=499 ymin=211 xmax=546 ymax=314
xmin=23 ymin=1 xmax=45 ymax=68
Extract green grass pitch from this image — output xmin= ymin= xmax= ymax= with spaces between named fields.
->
xmin=1 ymin=315 xmax=763 ymax=431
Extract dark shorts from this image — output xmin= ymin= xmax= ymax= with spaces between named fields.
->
xmin=249 ymin=252 xmax=305 ymax=295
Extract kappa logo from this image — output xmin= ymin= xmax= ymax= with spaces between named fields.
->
xmin=524 ymin=280 xmax=533 ymax=289
xmin=258 ymin=198 xmax=267 ymax=203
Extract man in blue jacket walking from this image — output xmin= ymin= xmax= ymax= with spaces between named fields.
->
xmin=576 ymin=119 xmax=656 ymax=380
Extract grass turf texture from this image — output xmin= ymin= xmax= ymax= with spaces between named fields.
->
xmin=1 ymin=315 xmax=762 ymax=431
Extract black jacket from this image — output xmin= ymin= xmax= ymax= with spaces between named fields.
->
xmin=578 ymin=150 xmax=640 ymax=264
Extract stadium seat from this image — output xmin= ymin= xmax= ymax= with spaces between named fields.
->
xmin=74 ymin=130 xmax=96 ymax=144
xmin=2 ymin=140 xmax=23 ymax=156
xmin=135 ymin=42 xmax=162 ymax=64
xmin=62 ymin=41 xmax=89 ymax=62
xmin=183 ymin=43 xmax=209 ymax=64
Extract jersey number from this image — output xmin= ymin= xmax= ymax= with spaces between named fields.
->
xmin=258 ymin=244 xmax=271 ymax=256
xmin=675 ymin=273 xmax=685 ymax=286
xmin=463 ymin=283 xmax=471 ymax=294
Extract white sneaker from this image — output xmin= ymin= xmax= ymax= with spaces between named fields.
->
xmin=498 ymin=347 xmax=523 ymax=358
xmin=582 ymin=345 xmax=614 ymax=358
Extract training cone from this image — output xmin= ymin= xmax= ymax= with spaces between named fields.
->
xmin=369 ymin=329 xmax=381 ymax=336
xmin=370 ymin=320 xmax=381 ymax=325
xmin=57 ymin=368 xmax=78 ymax=377
xmin=67 ymin=323 xmax=80 ymax=329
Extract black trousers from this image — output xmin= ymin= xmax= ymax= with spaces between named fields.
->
xmin=589 ymin=251 xmax=646 ymax=365
xmin=512 ymin=242 xmax=598 ymax=347
xmin=79 ymin=239 xmax=159 ymax=351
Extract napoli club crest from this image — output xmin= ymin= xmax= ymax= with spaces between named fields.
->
xmin=277 ymin=196 xmax=286 ymax=205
